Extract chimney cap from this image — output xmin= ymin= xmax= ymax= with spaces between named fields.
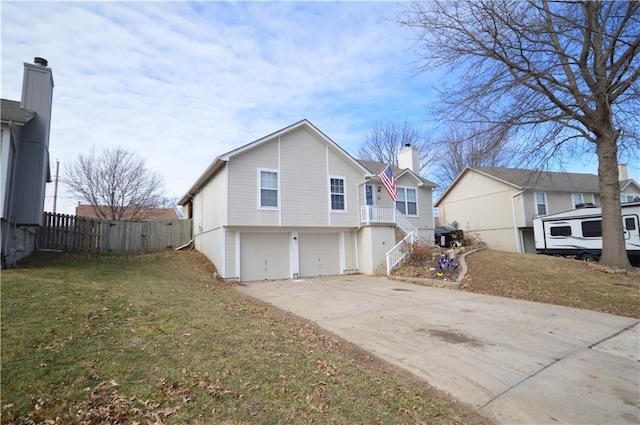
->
xmin=34 ymin=57 xmax=48 ymax=67
xmin=404 ymin=143 xmax=411 ymax=148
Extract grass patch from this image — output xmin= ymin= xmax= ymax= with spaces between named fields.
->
xmin=1 ymin=250 xmax=489 ymax=424
xmin=462 ymin=250 xmax=640 ymax=318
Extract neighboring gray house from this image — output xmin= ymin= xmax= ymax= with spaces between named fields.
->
xmin=1 ymin=58 xmax=54 ymax=268
xmin=435 ymin=166 xmax=640 ymax=253
xmin=179 ymin=119 xmax=436 ymax=281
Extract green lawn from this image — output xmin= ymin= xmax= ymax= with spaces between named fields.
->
xmin=1 ymin=251 xmax=488 ymax=424
xmin=462 ymin=250 xmax=640 ymax=319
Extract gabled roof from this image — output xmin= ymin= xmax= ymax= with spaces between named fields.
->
xmin=179 ymin=119 xmax=374 ymax=205
xmin=356 ymin=160 xmax=437 ymax=188
xmin=1 ymin=99 xmax=35 ymax=125
xmin=621 ymin=179 xmax=640 ymax=193
xmin=435 ymin=166 xmax=602 ymax=207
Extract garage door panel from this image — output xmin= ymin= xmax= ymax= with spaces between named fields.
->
xmin=299 ymin=233 xmax=340 ymax=277
xmin=241 ymin=233 xmax=290 ymax=281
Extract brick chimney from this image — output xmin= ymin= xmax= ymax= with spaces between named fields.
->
xmin=398 ymin=143 xmax=420 ymax=174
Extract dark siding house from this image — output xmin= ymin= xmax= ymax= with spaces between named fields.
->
xmin=1 ymin=58 xmax=54 ymax=267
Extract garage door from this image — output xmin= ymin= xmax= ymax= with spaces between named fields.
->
xmin=240 ymin=233 xmax=290 ymax=281
xmin=299 ymin=233 xmax=340 ymax=277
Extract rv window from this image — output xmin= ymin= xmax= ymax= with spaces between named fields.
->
xmin=550 ymin=226 xmax=571 ymax=236
xmin=582 ymin=220 xmax=602 ymax=238
xmin=625 ymin=217 xmax=636 ymax=231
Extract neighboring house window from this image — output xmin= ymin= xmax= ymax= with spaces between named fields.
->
xmin=572 ymin=193 xmax=583 ymax=207
xmin=535 ymin=192 xmax=547 ymax=215
xmin=396 ymin=187 xmax=417 ymax=215
xmin=365 ymin=184 xmax=374 ymax=206
xmin=330 ymin=177 xmax=345 ymax=211
xmin=259 ymin=169 xmax=278 ymax=208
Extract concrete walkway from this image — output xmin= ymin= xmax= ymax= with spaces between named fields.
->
xmin=236 ymin=275 xmax=640 ymax=425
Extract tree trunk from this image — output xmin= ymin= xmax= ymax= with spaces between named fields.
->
xmin=596 ymin=133 xmax=632 ymax=270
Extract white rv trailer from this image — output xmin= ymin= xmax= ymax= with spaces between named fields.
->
xmin=533 ymin=201 xmax=640 ymax=265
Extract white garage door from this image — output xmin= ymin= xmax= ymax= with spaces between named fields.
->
xmin=299 ymin=233 xmax=340 ymax=277
xmin=240 ymin=233 xmax=290 ymax=281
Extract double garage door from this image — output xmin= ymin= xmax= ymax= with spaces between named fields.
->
xmin=240 ymin=232 xmax=340 ymax=281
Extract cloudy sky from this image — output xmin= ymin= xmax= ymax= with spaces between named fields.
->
xmin=2 ymin=1 xmax=631 ymax=215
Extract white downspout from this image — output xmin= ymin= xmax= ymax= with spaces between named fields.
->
xmin=511 ymin=190 xmax=525 ymax=253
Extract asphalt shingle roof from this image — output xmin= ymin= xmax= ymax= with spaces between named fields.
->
xmin=474 ymin=166 xmax=600 ymax=192
xmin=1 ymin=99 xmax=35 ymax=124
xmin=357 ymin=159 xmax=437 ymax=187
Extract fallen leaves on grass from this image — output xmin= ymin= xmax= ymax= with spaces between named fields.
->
xmin=5 ymin=379 xmax=182 ymax=425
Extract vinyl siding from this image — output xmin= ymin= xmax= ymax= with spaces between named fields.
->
xmin=227 ymin=140 xmax=279 ymax=226
xmin=280 ymin=127 xmax=328 ymax=226
xmin=327 ymin=148 xmax=362 ymax=227
xmin=226 ymin=126 xmax=366 ymax=228
xmin=438 ymin=170 xmax=518 ymax=250
xmin=195 ymin=166 xmax=227 ymax=232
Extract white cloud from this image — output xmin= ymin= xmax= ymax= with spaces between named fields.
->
xmin=2 ymin=1 xmax=440 ymax=214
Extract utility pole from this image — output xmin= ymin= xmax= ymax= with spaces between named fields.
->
xmin=53 ymin=159 xmax=59 ymax=214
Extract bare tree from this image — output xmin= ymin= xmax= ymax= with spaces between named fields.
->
xmin=433 ymin=124 xmax=513 ymax=189
xmin=399 ymin=0 xmax=640 ymax=269
xmin=65 ymin=147 xmax=167 ymax=221
xmin=357 ymin=121 xmax=435 ymax=174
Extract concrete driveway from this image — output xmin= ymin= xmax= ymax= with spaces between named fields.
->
xmin=236 ymin=275 xmax=640 ymax=425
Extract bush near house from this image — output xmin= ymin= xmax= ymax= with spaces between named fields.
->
xmin=394 ymin=235 xmax=484 ymax=281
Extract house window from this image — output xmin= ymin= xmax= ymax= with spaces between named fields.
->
xmin=572 ymin=193 xmax=583 ymax=208
xmin=259 ymin=169 xmax=278 ymax=208
xmin=396 ymin=187 xmax=417 ymax=215
xmin=582 ymin=220 xmax=602 ymax=238
xmin=330 ymin=177 xmax=345 ymax=211
xmin=365 ymin=184 xmax=374 ymax=206
xmin=535 ymin=192 xmax=547 ymax=215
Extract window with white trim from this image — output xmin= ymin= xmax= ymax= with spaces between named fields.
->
xmin=259 ymin=169 xmax=278 ymax=208
xmin=396 ymin=187 xmax=417 ymax=215
xmin=330 ymin=177 xmax=345 ymax=211
xmin=535 ymin=192 xmax=547 ymax=215
xmin=572 ymin=193 xmax=583 ymax=208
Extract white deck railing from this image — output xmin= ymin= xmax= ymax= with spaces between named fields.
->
xmin=385 ymin=231 xmax=415 ymax=275
xmin=360 ymin=205 xmax=395 ymax=224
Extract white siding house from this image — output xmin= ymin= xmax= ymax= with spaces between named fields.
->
xmin=179 ymin=120 xmax=437 ymax=281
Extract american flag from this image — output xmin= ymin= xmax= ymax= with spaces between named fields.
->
xmin=378 ymin=164 xmax=398 ymax=201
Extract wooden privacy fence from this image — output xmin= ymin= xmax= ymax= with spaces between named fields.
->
xmin=39 ymin=212 xmax=192 ymax=254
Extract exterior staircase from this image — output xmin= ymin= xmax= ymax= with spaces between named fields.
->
xmin=385 ymin=210 xmax=417 ymax=275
